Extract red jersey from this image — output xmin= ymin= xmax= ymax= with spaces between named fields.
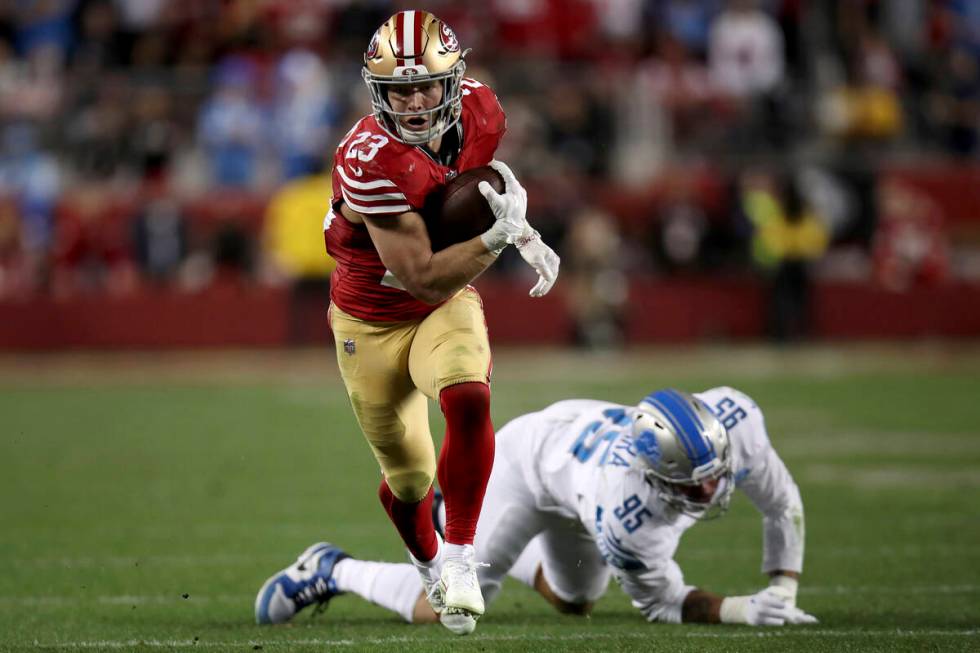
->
xmin=325 ymin=79 xmax=506 ymax=321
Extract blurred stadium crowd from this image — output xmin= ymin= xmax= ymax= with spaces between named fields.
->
xmin=0 ymin=0 xmax=977 ymax=342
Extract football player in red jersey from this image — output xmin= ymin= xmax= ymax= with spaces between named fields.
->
xmin=264 ymin=10 xmax=559 ymax=635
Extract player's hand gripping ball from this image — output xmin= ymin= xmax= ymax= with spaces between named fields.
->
xmin=423 ymin=166 xmax=505 ymax=252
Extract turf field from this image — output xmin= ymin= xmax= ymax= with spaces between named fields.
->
xmin=1 ymin=344 xmax=979 ymax=652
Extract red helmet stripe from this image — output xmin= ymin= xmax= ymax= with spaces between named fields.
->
xmin=393 ymin=11 xmax=405 ymax=57
xmin=413 ymin=11 xmax=424 ymax=57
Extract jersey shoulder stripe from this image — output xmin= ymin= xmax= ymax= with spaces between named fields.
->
xmin=340 ymin=189 xmax=410 ymax=215
xmin=342 ymin=188 xmax=407 ymax=203
xmin=337 ymin=165 xmax=397 ymax=190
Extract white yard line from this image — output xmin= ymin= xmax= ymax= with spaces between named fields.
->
xmin=7 ymin=584 xmax=980 ymax=608
xmin=28 ymin=629 xmax=980 ymax=649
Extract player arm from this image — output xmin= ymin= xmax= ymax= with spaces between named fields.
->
xmin=689 ymin=433 xmax=816 ymax=626
xmin=739 ymin=446 xmax=806 ymax=580
xmin=605 ymin=482 xmax=810 ymax=626
xmin=714 ymin=388 xmax=805 ymax=580
xmin=617 ymin=561 xmax=696 ymax=624
xmin=619 ymin=560 xmax=776 ymax=625
xmin=354 ymin=206 xmax=498 ymax=305
xmin=598 ymin=517 xmax=694 ymax=624
xmin=625 ymin=572 xmax=812 ymax=626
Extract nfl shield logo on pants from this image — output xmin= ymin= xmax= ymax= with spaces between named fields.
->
xmin=343 ymin=339 xmax=356 ymax=355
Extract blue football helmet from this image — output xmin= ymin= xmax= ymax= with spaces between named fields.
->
xmin=632 ymin=389 xmax=734 ymax=520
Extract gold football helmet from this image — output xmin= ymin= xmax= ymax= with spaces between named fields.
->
xmin=362 ymin=10 xmax=468 ymax=145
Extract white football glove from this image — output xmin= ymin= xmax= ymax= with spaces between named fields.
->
xmin=719 ymin=587 xmax=818 ymax=626
xmin=767 ymin=575 xmax=816 ymax=624
xmin=478 ymin=160 xmax=530 ymax=253
xmin=478 ymin=160 xmax=560 ymax=297
xmin=515 ymin=229 xmax=560 ymax=297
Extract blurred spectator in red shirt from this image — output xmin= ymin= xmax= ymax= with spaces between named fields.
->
xmin=492 ymin=0 xmax=599 ymax=60
xmin=872 ymin=180 xmax=950 ymax=292
xmin=52 ymin=185 xmax=136 ymax=297
xmin=0 ymin=196 xmax=29 ymax=298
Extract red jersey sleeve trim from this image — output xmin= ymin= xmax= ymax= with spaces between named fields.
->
xmin=337 ymin=164 xmax=411 ymax=215
xmin=337 ymin=165 xmax=398 ymax=190
xmin=341 ymin=190 xmax=411 ymax=215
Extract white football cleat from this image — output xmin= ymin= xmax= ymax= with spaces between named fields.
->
xmin=440 ymin=545 xmax=486 ymax=635
xmin=410 ymin=538 xmax=446 ymax=615
xmin=425 ymin=574 xmax=476 ymax=636
xmin=440 ymin=606 xmax=478 ymax=636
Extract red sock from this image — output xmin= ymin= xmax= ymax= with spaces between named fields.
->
xmin=378 ymin=479 xmax=438 ymax=562
xmin=438 ymin=381 xmax=495 ymax=545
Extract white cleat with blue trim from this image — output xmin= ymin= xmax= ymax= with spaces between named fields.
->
xmin=254 ymin=542 xmax=349 ymax=624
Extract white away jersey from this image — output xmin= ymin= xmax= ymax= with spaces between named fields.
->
xmin=511 ymin=387 xmax=804 ymax=623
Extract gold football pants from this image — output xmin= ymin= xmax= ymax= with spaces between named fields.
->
xmin=329 ymin=287 xmax=492 ymax=502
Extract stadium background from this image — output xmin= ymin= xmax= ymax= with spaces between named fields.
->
xmin=1 ymin=0 xmax=979 ymax=346
xmin=1 ymin=1 xmax=979 ymax=651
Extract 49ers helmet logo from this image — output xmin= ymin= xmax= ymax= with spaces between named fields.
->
xmin=366 ymin=29 xmax=381 ymax=60
xmin=438 ymin=22 xmax=459 ymax=53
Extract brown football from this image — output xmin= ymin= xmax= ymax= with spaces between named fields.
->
xmin=423 ymin=166 xmax=505 ymax=252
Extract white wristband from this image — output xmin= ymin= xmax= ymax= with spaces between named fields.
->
xmin=768 ymin=575 xmax=798 ymax=606
xmin=769 ymin=575 xmax=798 ymax=594
xmin=514 ymin=227 xmax=539 ymax=250
xmin=719 ymin=596 xmax=749 ymax=624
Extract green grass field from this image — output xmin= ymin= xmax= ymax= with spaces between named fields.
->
xmin=2 ymin=345 xmax=979 ymax=652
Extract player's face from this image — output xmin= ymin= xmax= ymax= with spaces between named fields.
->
xmin=676 ymin=478 xmax=720 ymax=504
xmin=387 ymin=81 xmax=444 ymax=133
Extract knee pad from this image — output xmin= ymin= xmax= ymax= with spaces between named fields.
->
xmin=384 ymin=469 xmax=434 ymax=503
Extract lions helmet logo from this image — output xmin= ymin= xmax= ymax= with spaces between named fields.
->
xmin=635 ymin=429 xmax=661 ymax=462
xmin=365 ymin=29 xmax=381 ymax=61
xmin=438 ymin=22 xmax=459 ymax=53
